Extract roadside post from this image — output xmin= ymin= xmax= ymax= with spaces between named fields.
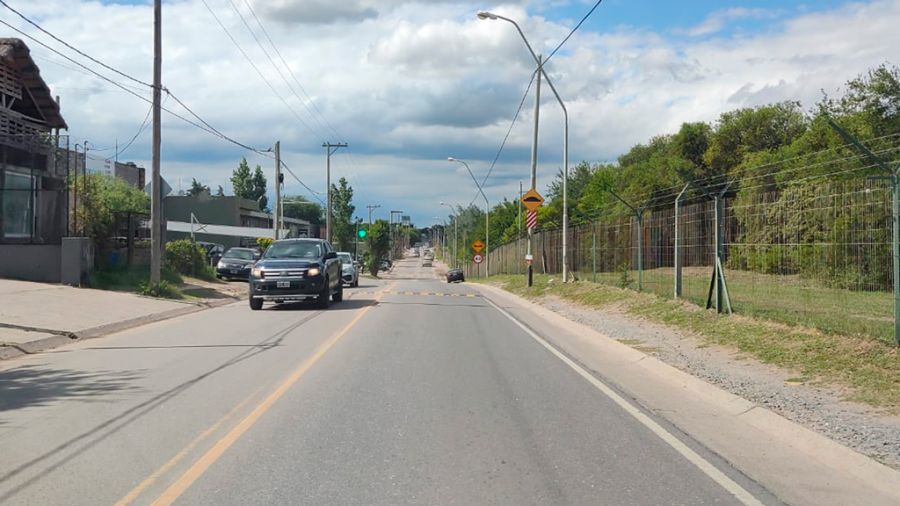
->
xmin=521 ymin=188 xmax=544 ymax=286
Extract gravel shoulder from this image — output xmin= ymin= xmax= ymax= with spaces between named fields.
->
xmin=536 ymin=293 xmax=900 ymax=470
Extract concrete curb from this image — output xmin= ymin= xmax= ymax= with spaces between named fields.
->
xmin=472 ymin=282 xmax=900 ymax=506
xmin=0 ymin=297 xmax=238 ymax=361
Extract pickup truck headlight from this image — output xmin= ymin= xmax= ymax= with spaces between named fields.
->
xmin=251 ymin=267 xmax=263 ymax=278
xmin=307 ymin=267 xmax=321 ymax=277
xmin=217 ymin=261 xmax=226 ymax=269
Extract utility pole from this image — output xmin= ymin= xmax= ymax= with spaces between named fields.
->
xmin=323 ymin=142 xmax=348 ymax=243
xmin=390 ymin=210 xmax=403 ymax=258
xmin=518 ymin=181 xmax=523 ymax=275
xmin=150 ymin=0 xmax=162 ymax=286
xmin=274 ymin=141 xmax=281 ymax=239
xmin=527 ymin=55 xmax=542 ymax=287
xmin=366 ymin=204 xmax=380 ymax=225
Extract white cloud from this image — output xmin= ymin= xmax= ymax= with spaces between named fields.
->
xmin=9 ymin=0 xmax=900 ymax=223
xmin=681 ymin=7 xmax=778 ymax=37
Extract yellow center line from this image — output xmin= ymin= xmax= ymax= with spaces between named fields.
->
xmin=114 ymin=383 xmax=268 ymax=506
xmin=145 ymin=282 xmax=394 ymax=506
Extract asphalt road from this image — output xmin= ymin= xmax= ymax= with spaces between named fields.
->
xmin=0 ymin=257 xmax=777 ymax=505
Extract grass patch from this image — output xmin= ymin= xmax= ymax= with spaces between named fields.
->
xmin=89 ymin=266 xmax=182 ymax=292
xmin=478 ymin=274 xmax=900 ymax=412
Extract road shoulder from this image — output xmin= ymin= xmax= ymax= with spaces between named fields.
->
xmin=472 ymin=282 xmax=900 ymax=506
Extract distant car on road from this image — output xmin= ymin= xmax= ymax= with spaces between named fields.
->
xmin=421 ymin=259 xmax=432 ymax=267
xmin=216 ymin=247 xmax=260 ymax=280
xmin=446 ymin=268 xmax=464 ymax=283
xmin=337 ymin=252 xmax=359 ymax=287
xmin=248 ymin=238 xmax=343 ymax=310
xmin=379 ymin=259 xmax=392 ymax=272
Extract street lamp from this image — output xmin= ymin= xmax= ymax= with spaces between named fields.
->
xmin=440 ymin=201 xmax=459 ymax=268
xmin=478 ymin=11 xmax=570 ymax=282
xmin=448 ymin=157 xmax=489 ymax=277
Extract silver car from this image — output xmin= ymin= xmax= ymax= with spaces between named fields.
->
xmin=337 ymin=252 xmax=359 ymax=287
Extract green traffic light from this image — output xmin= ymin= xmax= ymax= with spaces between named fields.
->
xmin=358 ymin=228 xmax=367 ymax=239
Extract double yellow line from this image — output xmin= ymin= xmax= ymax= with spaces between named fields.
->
xmin=116 ymin=283 xmax=394 ymax=506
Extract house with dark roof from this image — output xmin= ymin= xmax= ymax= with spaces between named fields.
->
xmin=0 ymin=38 xmax=71 ymax=282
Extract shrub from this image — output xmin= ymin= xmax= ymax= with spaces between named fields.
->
xmin=256 ymin=237 xmax=273 ymax=251
xmin=165 ymin=239 xmax=207 ymax=277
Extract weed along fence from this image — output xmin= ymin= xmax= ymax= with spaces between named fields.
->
xmin=472 ymin=155 xmax=900 ymax=345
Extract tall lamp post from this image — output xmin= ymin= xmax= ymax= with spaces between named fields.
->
xmin=440 ymin=201 xmax=459 ymax=268
xmin=478 ymin=11 xmax=569 ymax=282
xmin=448 ymin=157 xmax=489 ymax=277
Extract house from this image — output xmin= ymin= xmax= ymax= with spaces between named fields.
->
xmin=164 ymin=194 xmax=311 ymax=248
xmin=0 ymin=38 xmax=70 ymax=282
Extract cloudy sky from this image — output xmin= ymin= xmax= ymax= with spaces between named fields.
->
xmin=8 ymin=0 xmax=899 ymax=224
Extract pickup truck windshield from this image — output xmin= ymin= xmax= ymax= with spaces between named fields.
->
xmin=264 ymin=242 xmax=321 ymax=259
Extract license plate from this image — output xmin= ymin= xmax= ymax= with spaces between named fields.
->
xmin=230 ymin=269 xmax=238 ymax=274
xmin=277 ymin=281 xmax=290 ymax=288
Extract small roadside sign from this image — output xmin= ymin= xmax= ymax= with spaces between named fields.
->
xmin=526 ymin=210 xmax=537 ymax=230
xmin=473 ymin=254 xmax=484 ymax=264
xmin=521 ymin=188 xmax=544 ymax=212
xmin=472 ymin=239 xmax=485 ymax=253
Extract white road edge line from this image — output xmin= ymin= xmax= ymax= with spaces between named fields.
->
xmin=482 ymin=296 xmax=765 ymax=506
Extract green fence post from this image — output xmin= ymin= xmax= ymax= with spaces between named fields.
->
xmin=592 ymin=225 xmax=597 ymax=283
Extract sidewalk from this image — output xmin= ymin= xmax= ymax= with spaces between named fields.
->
xmin=0 ymin=279 xmax=235 ymax=360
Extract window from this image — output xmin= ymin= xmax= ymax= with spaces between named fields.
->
xmin=2 ymin=172 xmax=34 ymax=239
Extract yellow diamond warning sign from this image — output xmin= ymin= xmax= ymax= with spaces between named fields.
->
xmin=521 ymin=188 xmax=544 ymax=212
xmin=472 ymin=239 xmax=485 ymax=253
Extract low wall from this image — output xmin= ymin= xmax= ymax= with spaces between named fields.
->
xmin=0 ymin=244 xmax=62 ymax=283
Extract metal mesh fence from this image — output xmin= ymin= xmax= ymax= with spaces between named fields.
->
xmin=477 ymin=161 xmax=898 ymax=344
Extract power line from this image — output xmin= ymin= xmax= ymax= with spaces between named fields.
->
xmin=0 ymin=19 xmax=269 ymax=156
xmin=280 ymin=159 xmax=326 ymax=204
xmin=545 ymin=0 xmax=604 ymax=63
xmin=199 ymin=0 xmax=320 ymax=139
xmin=469 ymin=70 xmax=537 ymax=206
xmin=0 ymin=0 xmax=152 ymax=88
xmin=240 ymin=0 xmax=342 ymax=141
xmin=109 ymin=100 xmax=156 ymax=161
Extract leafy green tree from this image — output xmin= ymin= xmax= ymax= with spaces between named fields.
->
xmin=231 ymin=158 xmax=252 ymax=199
xmin=231 ymin=158 xmax=268 ymax=210
xmin=283 ymin=195 xmax=324 ymax=225
xmin=251 ymin=165 xmax=268 ymax=211
xmin=187 ymin=178 xmax=210 ymax=196
xmin=366 ymin=219 xmax=391 ymax=276
xmin=330 ymin=177 xmax=355 ymax=250
xmin=75 ymin=173 xmax=149 ymax=250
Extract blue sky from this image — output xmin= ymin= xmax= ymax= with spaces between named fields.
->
xmin=15 ymin=0 xmax=900 ymax=223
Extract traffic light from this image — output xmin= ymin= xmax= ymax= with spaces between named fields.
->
xmin=358 ymin=228 xmax=367 ymax=239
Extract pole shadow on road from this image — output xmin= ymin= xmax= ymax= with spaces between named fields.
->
xmin=267 ymin=299 xmax=378 ymax=311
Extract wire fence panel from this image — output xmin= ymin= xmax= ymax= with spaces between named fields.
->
xmin=483 ymin=174 xmax=896 ymax=344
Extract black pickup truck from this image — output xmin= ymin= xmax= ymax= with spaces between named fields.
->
xmin=248 ymin=238 xmax=343 ymax=310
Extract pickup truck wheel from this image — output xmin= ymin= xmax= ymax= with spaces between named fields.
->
xmin=332 ymin=282 xmax=343 ymax=303
xmin=317 ymin=279 xmax=331 ymax=309
xmin=249 ymin=297 xmax=263 ymax=310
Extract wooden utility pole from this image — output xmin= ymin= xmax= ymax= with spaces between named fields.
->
xmin=150 ymin=0 xmax=162 ymax=286
xmin=323 ymin=142 xmax=347 ymax=243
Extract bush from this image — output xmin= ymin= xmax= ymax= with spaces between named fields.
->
xmin=165 ymin=239 xmax=207 ymax=277
xmin=256 ymin=237 xmax=273 ymax=251
xmin=138 ymin=280 xmax=182 ymax=299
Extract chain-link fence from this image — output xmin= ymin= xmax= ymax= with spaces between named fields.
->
xmin=475 ymin=152 xmax=899 ymax=344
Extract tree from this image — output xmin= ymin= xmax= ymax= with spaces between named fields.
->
xmin=75 ymin=173 xmax=149 ymax=251
xmin=251 ymin=165 xmax=268 ymax=211
xmin=330 ymin=177 xmax=356 ymax=250
xmin=366 ymin=220 xmax=391 ymax=276
xmin=283 ymin=195 xmax=324 ymax=225
xmin=231 ymin=158 xmax=252 ymax=199
xmin=187 ymin=178 xmax=210 ymax=196
xmin=215 ymin=185 xmax=225 ymax=196
xmin=231 ymin=158 xmax=268 ymax=210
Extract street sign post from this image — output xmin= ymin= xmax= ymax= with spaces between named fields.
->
xmin=521 ymin=188 xmax=544 ymax=211
xmin=473 ymin=253 xmax=484 ymax=264
xmin=472 ymin=239 xmax=485 ymax=253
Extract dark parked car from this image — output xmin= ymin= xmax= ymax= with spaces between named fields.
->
xmin=197 ymin=241 xmax=225 ymax=266
xmin=446 ymin=268 xmax=464 ymax=283
xmin=248 ymin=238 xmax=342 ymax=310
xmin=216 ymin=247 xmax=260 ymax=280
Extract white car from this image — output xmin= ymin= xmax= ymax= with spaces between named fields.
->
xmin=337 ymin=252 xmax=359 ymax=287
